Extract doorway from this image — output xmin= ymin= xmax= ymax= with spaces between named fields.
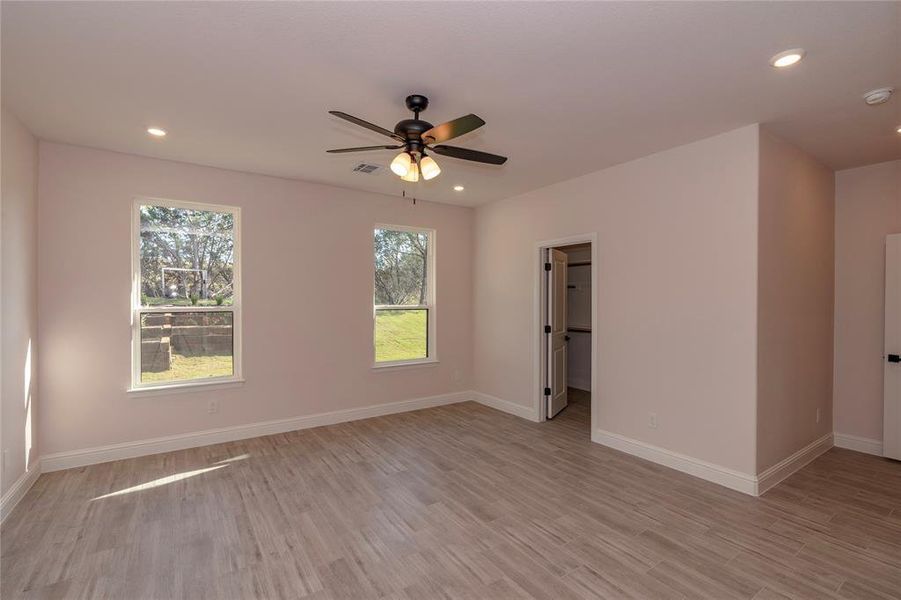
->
xmin=534 ymin=234 xmax=598 ymax=433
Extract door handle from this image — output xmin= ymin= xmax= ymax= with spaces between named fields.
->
xmin=888 ymin=354 xmax=901 ymax=363
xmin=565 ymin=335 xmax=571 ymax=341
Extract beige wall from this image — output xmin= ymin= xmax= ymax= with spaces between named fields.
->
xmin=1 ymin=107 xmax=39 ymax=496
xmin=37 ymin=142 xmax=474 ymax=456
xmin=17 ymin=123 xmax=846 ymax=484
xmin=756 ymin=129 xmax=835 ymax=473
xmin=473 ymin=125 xmax=761 ymax=474
xmin=834 ymin=160 xmax=901 ymax=443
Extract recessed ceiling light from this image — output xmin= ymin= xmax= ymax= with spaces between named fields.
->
xmin=896 ymin=125 xmax=901 ymax=134
xmin=770 ymin=49 xmax=805 ymax=68
xmin=453 ymin=185 xmax=465 ymax=192
xmin=146 ymin=127 xmax=167 ymax=137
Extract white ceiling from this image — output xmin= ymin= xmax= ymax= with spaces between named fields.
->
xmin=2 ymin=1 xmax=899 ymax=207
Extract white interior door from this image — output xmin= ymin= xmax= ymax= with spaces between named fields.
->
xmin=546 ymin=248 xmax=568 ymax=418
xmin=884 ymin=234 xmax=901 ymax=460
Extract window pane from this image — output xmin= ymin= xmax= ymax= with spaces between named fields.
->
xmin=140 ymin=311 xmax=233 ymax=383
xmin=140 ymin=205 xmax=235 ymax=307
xmin=375 ymin=309 xmax=427 ymax=362
xmin=374 ymin=229 xmax=428 ymax=306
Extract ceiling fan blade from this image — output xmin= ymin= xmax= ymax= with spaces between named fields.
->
xmin=431 ymin=145 xmax=507 ymax=165
xmin=329 ymin=111 xmax=402 ymax=141
xmin=327 ymin=145 xmax=403 ymax=154
xmin=421 ymin=114 xmax=485 ymax=144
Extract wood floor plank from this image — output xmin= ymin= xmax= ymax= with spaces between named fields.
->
xmin=2 ymin=390 xmax=900 ymax=599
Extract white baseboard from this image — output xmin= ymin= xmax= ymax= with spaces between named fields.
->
xmin=593 ymin=429 xmax=838 ymax=497
xmin=42 ymin=391 xmax=471 ymax=473
xmin=834 ymin=432 xmax=883 ymax=456
xmin=472 ymin=391 xmax=541 ymax=422
xmin=592 ymin=428 xmax=758 ymax=495
xmin=756 ymin=433 xmax=833 ymax=496
xmin=1 ymin=460 xmax=42 ymax=524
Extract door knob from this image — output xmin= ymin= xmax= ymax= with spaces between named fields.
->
xmin=889 ymin=354 xmax=900 ymax=363
xmin=565 ymin=335 xmax=571 ymax=341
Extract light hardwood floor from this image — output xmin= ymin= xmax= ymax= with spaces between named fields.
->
xmin=2 ymin=391 xmax=900 ymax=599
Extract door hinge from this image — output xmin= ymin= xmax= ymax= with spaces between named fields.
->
xmin=544 ymin=262 xmax=551 ymax=271
xmin=544 ymin=387 xmax=551 ymax=396
xmin=544 ymin=325 xmax=551 ymax=334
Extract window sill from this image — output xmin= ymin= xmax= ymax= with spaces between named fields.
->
xmin=371 ymin=359 xmax=439 ymax=371
xmin=127 ymin=378 xmax=245 ymax=397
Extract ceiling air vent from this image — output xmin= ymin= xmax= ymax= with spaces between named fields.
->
xmin=352 ymin=163 xmax=381 ymax=174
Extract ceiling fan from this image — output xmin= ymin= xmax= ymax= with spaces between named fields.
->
xmin=327 ymin=94 xmax=507 ymax=182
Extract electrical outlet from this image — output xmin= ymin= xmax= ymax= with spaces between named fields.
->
xmin=648 ymin=413 xmax=658 ymax=429
xmin=453 ymin=369 xmax=462 ymax=385
xmin=816 ymin=407 xmax=820 ymax=423
xmin=208 ymin=400 xmax=219 ymax=414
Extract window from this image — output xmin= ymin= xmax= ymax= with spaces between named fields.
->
xmin=373 ymin=226 xmax=435 ymax=366
xmin=131 ymin=199 xmax=241 ymax=389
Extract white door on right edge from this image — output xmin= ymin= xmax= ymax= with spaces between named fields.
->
xmin=546 ymin=248 xmax=568 ymax=419
xmin=884 ymin=234 xmax=901 ymax=460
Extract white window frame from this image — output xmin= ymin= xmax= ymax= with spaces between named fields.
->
xmin=372 ymin=224 xmax=437 ymax=369
xmin=129 ymin=197 xmax=243 ymax=391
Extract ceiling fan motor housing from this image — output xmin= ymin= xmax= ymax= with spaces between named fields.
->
xmin=394 ymin=119 xmax=433 ymax=151
xmin=396 ymin=94 xmax=432 ymax=152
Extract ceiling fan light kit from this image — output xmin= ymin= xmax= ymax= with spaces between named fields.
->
xmin=400 ymin=161 xmax=420 ymax=182
xmin=419 ymin=154 xmax=441 ymax=180
xmin=327 ymin=94 xmax=507 ymax=183
xmin=390 ymin=151 xmax=412 ymax=176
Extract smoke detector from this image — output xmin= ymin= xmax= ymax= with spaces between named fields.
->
xmin=863 ymin=87 xmax=894 ymax=105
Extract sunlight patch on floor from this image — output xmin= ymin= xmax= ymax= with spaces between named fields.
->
xmin=91 ymin=464 xmax=227 ymax=500
xmin=214 ymin=454 xmax=249 ymax=464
